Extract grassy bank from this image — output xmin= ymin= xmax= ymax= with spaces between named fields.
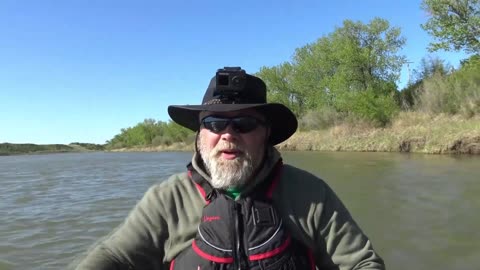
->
xmin=279 ymin=112 xmax=480 ymax=154
xmin=111 ymin=112 xmax=480 ymax=155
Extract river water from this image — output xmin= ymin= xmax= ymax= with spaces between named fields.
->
xmin=0 ymin=151 xmax=478 ymax=270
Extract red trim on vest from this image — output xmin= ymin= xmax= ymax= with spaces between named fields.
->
xmin=169 ymin=259 xmax=175 ymax=270
xmin=249 ymin=235 xmax=291 ymax=261
xmin=308 ymin=249 xmax=315 ymax=270
xmin=189 ymin=170 xmax=211 ymax=204
xmin=266 ymin=162 xmax=283 ymax=199
xmin=192 ymin=240 xmax=233 ymax=264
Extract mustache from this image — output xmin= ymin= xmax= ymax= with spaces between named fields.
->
xmin=212 ymin=142 xmax=244 ymax=155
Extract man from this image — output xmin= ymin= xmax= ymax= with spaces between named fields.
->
xmin=76 ymin=67 xmax=385 ymax=269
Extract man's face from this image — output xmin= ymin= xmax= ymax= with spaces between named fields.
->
xmin=198 ymin=109 xmax=269 ymax=190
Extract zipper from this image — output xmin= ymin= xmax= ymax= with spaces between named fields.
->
xmin=232 ymin=201 xmax=246 ymax=270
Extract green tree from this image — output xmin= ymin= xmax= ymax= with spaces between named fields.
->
xmin=106 ymin=118 xmax=195 ymax=149
xmin=421 ymin=0 xmax=480 ymax=53
xmin=256 ymin=63 xmax=305 ymax=116
xmin=418 ymin=57 xmax=480 ymax=116
xmin=400 ymin=55 xmax=452 ymax=109
xmin=414 ymin=55 xmax=451 ymax=81
xmin=139 ymin=119 xmax=164 ymax=145
xmin=163 ymin=121 xmax=194 ymax=143
xmin=258 ymin=18 xmax=405 ymax=126
xmin=106 ymin=119 xmax=161 ymax=148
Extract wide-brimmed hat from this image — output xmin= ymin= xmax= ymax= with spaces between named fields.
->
xmin=168 ymin=68 xmax=297 ymax=145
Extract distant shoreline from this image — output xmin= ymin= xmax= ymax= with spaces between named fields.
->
xmin=0 ymin=150 xmax=103 ymax=156
xmin=4 ymin=113 xmax=479 ymax=156
xmin=0 ymin=143 xmax=105 ymax=156
xmin=111 ymin=113 xmax=480 ymax=155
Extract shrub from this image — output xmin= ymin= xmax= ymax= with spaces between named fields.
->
xmin=152 ymin=136 xmax=173 ymax=146
xmin=337 ymin=90 xmax=399 ymax=127
xmin=299 ymin=107 xmax=345 ymax=130
xmin=418 ymin=58 xmax=480 ymax=117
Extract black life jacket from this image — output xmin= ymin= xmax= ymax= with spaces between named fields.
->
xmin=170 ymin=160 xmax=315 ymax=270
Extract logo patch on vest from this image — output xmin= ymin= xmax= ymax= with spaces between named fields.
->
xmin=202 ymin=216 xmax=221 ymax=222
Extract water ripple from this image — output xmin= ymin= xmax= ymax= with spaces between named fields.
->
xmin=1 ymin=151 xmax=479 ymax=270
xmin=0 ymin=152 xmax=191 ymax=269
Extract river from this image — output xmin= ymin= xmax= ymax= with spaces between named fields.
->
xmin=0 ymin=151 xmax=478 ymax=270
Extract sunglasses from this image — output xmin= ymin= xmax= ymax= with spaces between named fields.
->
xmin=201 ymin=115 xmax=267 ymax=134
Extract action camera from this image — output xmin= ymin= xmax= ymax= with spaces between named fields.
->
xmin=214 ymin=67 xmax=247 ymax=98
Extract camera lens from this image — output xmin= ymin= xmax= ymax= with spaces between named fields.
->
xmin=232 ymin=76 xmax=241 ymax=86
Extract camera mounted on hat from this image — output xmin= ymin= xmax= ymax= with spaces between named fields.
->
xmin=214 ymin=67 xmax=247 ymax=102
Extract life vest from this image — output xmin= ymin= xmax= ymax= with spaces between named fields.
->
xmin=170 ymin=160 xmax=315 ymax=270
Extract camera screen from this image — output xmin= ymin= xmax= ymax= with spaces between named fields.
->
xmin=218 ymin=74 xmax=229 ymax=86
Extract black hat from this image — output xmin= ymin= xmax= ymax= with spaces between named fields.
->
xmin=167 ymin=67 xmax=297 ymax=145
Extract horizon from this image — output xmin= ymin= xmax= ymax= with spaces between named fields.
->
xmin=1 ymin=0 xmax=468 ymax=145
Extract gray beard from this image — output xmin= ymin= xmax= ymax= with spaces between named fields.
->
xmin=198 ymin=139 xmax=255 ymax=190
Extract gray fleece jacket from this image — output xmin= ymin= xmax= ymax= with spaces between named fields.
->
xmin=75 ymin=148 xmax=385 ymax=269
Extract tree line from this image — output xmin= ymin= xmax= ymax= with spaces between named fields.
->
xmin=105 ymin=119 xmax=195 ymax=149
xmin=106 ymin=0 xmax=479 ymax=149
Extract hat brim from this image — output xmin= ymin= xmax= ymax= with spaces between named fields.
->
xmin=168 ymin=103 xmax=297 ymax=145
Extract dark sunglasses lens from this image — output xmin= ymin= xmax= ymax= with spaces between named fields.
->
xmin=202 ymin=116 xmax=262 ymax=133
xmin=203 ymin=118 xmax=229 ymax=133
xmin=232 ymin=117 xmax=258 ymax=133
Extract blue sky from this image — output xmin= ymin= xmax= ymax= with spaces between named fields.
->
xmin=0 ymin=0 xmax=468 ymax=144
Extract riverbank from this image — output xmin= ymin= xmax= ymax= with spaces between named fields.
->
xmin=279 ymin=112 xmax=480 ymax=154
xmin=111 ymin=112 xmax=480 ymax=155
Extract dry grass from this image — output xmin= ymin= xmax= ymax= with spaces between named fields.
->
xmin=278 ymin=112 xmax=480 ymax=154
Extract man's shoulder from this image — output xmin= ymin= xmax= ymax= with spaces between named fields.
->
xmin=282 ymin=164 xmax=326 ymax=183
xmin=151 ymin=171 xmax=190 ymax=189
xmin=279 ymin=164 xmax=329 ymax=193
xmin=142 ymin=171 xmax=199 ymax=204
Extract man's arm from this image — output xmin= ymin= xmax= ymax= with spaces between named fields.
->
xmin=75 ymin=185 xmax=169 ymax=270
xmin=278 ymin=165 xmax=385 ymax=270
xmin=313 ymin=183 xmax=385 ymax=270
